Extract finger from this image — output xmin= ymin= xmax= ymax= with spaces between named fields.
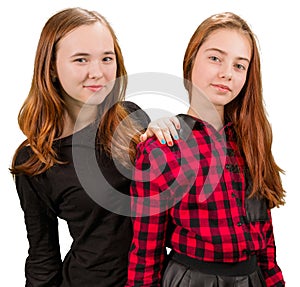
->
xmin=164 ymin=121 xmax=179 ymax=142
xmin=139 ymin=133 xmax=147 ymax=142
xmin=162 ymin=118 xmax=179 ymax=142
xmin=156 ymin=130 xmax=167 ymax=145
xmin=140 ymin=129 xmax=154 ymax=142
xmin=153 ymin=123 xmax=174 ymax=146
xmin=142 ymin=125 xmax=166 ymax=144
xmin=160 ymin=127 xmax=174 ymax=147
xmin=169 ymin=116 xmax=181 ymax=130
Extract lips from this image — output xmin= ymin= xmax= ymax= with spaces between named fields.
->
xmin=211 ymin=84 xmax=231 ymax=92
xmin=83 ymin=85 xmax=104 ymax=92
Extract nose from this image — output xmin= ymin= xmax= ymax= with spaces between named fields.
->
xmin=218 ymin=64 xmax=232 ymax=81
xmin=88 ymin=61 xmax=103 ymax=79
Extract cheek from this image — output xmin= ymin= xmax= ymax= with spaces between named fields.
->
xmin=56 ymin=68 xmax=83 ymax=97
xmin=59 ymin=68 xmax=87 ymax=93
xmin=191 ymin=59 xmax=216 ymax=88
xmin=191 ymin=64 xmax=203 ymax=88
xmin=192 ymin=68 xmax=211 ymax=90
xmin=57 ymin=63 xmax=75 ymax=82
xmin=234 ymin=74 xmax=247 ymax=95
xmin=107 ymin=64 xmax=117 ymax=81
xmin=104 ymin=66 xmax=118 ymax=94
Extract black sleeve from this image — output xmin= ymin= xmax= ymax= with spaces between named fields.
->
xmin=15 ymin=149 xmax=62 ymax=286
xmin=122 ymin=101 xmax=151 ymax=129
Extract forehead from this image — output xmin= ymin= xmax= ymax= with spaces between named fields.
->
xmin=200 ymin=28 xmax=252 ymax=59
xmin=57 ymin=22 xmax=114 ymax=53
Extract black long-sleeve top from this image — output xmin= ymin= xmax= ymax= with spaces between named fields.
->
xmin=14 ymin=102 xmax=150 ymax=287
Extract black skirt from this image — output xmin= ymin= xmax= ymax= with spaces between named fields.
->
xmin=162 ymin=251 xmax=266 ymax=287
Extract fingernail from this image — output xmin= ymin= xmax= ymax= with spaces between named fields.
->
xmin=168 ymin=141 xmax=173 ymax=146
xmin=161 ymin=139 xmax=166 ymax=144
xmin=174 ymin=135 xmax=179 ymax=140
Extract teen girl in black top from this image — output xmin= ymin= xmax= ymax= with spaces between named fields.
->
xmin=11 ymin=7 xmax=175 ymax=286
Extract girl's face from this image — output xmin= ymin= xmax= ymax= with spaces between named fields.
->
xmin=55 ymin=22 xmax=117 ymax=108
xmin=191 ymin=28 xmax=251 ymax=117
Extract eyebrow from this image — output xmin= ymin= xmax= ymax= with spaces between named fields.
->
xmin=205 ymin=48 xmax=250 ymax=63
xmin=70 ymin=51 xmax=115 ymax=58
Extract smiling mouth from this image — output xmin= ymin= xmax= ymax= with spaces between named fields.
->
xmin=84 ymin=85 xmax=104 ymax=92
xmin=211 ymin=84 xmax=231 ymax=92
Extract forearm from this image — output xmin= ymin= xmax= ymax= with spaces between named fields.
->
xmin=24 ymin=214 xmax=62 ymax=286
xmin=257 ymin=211 xmax=285 ymax=286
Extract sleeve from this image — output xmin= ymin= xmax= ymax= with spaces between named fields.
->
xmin=256 ymin=210 xmax=285 ymax=287
xmin=15 ymin=171 xmax=62 ymax=286
xmin=125 ymin=140 xmax=180 ymax=287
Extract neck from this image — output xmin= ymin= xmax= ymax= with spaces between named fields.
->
xmin=60 ymin=104 xmax=98 ymax=139
xmin=188 ymin=86 xmax=224 ymax=131
xmin=187 ymin=103 xmax=224 ymax=132
xmin=59 ymin=91 xmax=99 ymax=138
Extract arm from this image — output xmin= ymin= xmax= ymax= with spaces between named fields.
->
xmin=16 ymin=173 xmax=62 ymax=286
xmin=126 ymin=204 xmax=168 ymax=287
xmin=256 ymin=210 xmax=285 ymax=287
xmin=126 ymin=141 xmax=179 ymax=287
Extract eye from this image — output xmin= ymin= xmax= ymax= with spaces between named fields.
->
xmin=74 ymin=58 xmax=87 ymax=63
xmin=102 ymin=56 xmax=114 ymax=63
xmin=209 ymin=56 xmax=221 ymax=62
xmin=235 ymin=63 xmax=246 ymax=71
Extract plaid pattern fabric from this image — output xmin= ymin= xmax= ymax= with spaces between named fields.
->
xmin=126 ymin=115 xmax=284 ymax=287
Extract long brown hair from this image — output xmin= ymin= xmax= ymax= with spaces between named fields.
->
xmin=183 ymin=12 xmax=285 ymax=208
xmin=11 ymin=7 xmax=142 ymax=176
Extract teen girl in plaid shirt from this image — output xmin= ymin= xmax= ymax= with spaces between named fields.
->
xmin=126 ymin=12 xmax=285 ymax=287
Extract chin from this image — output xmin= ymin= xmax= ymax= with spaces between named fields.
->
xmin=85 ymin=94 xmax=108 ymax=106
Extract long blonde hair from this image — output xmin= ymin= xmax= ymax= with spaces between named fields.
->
xmin=183 ymin=12 xmax=285 ymax=208
xmin=11 ymin=7 xmax=142 ymax=176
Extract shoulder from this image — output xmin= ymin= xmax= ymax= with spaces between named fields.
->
xmin=121 ymin=101 xmax=150 ymax=127
xmin=136 ymin=137 xmax=180 ymax=166
xmin=121 ymin=101 xmax=141 ymax=112
xmin=133 ymin=138 xmax=186 ymax=200
xmin=14 ymin=145 xmax=33 ymax=166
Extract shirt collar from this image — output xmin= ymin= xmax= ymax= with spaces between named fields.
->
xmin=177 ymin=114 xmax=233 ymax=140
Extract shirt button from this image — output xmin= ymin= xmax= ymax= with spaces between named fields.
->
xmin=237 ymin=222 xmax=242 ymax=226
xmin=232 ymin=165 xmax=239 ymax=173
xmin=225 ymin=164 xmax=240 ymax=173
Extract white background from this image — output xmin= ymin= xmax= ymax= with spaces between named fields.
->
xmin=1 ymin=0 xmax=298 ymax=285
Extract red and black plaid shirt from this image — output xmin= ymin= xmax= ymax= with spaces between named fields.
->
xmin=126 ymin=114 xmax=284 ymax=287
